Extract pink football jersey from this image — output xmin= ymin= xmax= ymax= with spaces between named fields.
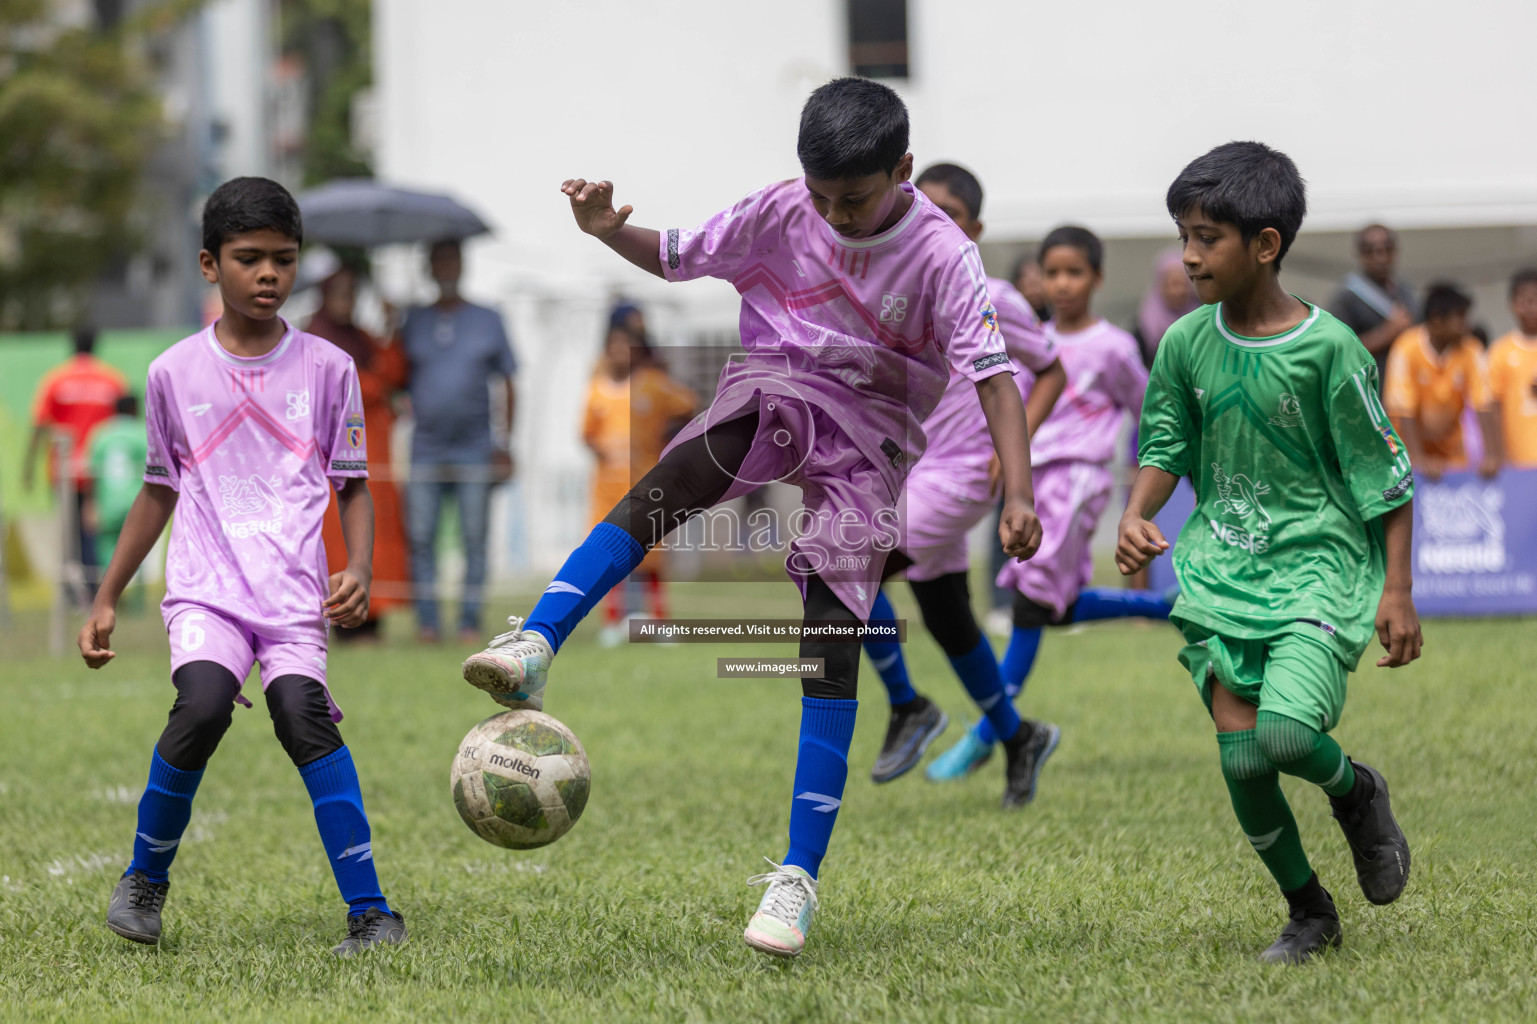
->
xmin=1030 ymin=318 xmax=1147 ymax=467
xmin=660 ymin=180 xmax=1014 ymax=501
xmin=920 ymin=277 xmax=1058 ymax=467
xmin=144 ymin=322 xmax=367 ymax=643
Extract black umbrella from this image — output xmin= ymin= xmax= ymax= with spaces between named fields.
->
xmin=297 ymin=178 xmax=492 ymax=247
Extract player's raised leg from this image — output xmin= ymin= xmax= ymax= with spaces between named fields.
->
xmin=744 ymin=576 xmax=858 ymax=959
xmin=864 ymin=587 xmax=947 ymax=783
xmin=108 ymin=661 xmax=239 ymax=944
xmin=1251 ymin=635 xmax=1408 ymax=905
xmin=263 ymin=673 xmax=405 ymax=955
xmin=462 ymin=414 xmax=759 ymax=708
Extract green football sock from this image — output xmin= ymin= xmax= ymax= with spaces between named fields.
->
xmin=1218 ymin=729 xmax=1313 ymax=892
xmin=1255 ymin=711 xmax=1356 ymax=797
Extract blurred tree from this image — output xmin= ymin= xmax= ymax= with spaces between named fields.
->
xmin=280 ymin=0 xmax=372 ymax=185
xmin=0 ymin=0 xmax=203 ymax=330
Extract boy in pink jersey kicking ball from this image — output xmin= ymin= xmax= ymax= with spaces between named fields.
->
xmin=858 ymin=163 xmax=1069 ymax=805
xmin=78 ymin=178 xmax=405 ymax=955
xmin=927 ymin=225 xmax=1176 ymax=782
xmin=460 ymin=79 xmax=1043 ymax=958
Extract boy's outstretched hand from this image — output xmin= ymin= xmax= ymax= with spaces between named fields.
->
xmin=562 ymin=179 xmax=633 ymax=239
xmin=999 ymin=498 xmax=1042 ymax=561
xmin=1375 ymin=587 xmax=1422 ymax=667
xmin=1115 ymin=513 xmax=1170 ymax=576
xmin=78 ymin=605 xmax=117 ymax=669
xmin=325 ymin=568 xmax=371 ymax=629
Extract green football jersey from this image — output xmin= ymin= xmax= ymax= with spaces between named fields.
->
xmin=1138 ymin=301 xmax=1414 ymax=668
xmin=88 ymin=416 xmax=149 ymax=530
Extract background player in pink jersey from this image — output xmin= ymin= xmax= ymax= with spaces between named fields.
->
xmin=458 ymin=79 xmax=1042 ymax=959
xmin=928 ymin=225 xmax=1176 ymax=782
xmin=858 ymin=162 xmax=1068 ymax=807
xmin=77 ymin=178 xmax=405 ymax=956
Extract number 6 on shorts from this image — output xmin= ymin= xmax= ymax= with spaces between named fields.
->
xmin=180 ymin=613 xmax=207 ymax=652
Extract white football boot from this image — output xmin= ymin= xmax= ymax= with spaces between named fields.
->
xmin=743 ymin=859 xmax=818 ymax=958
xmin=460 ymin=616 xmax=552 ymax=711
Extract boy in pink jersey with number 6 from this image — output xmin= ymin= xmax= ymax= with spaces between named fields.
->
xmin=77 ymin=178 xmax=405 ymax=955
xmin=459 ymin=79 xmax=1043 ymax=959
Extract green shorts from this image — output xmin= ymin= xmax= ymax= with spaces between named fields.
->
xmin=1177 ymin=624 xmax=1348 ymax=733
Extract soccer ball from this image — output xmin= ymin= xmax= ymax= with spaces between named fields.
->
xmin=450 ymin=710 xmax=591 ymax=849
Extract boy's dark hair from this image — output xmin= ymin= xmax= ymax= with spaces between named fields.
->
xmin=1165 ymin=141 xmax=1307 ymax=269
xmin=201 ymin=177 xmax=303 ymax=257
xmin=915 ymin=162 xmax=983 ymax=220
xmin=1423 ymin=282 xmax=1472 ymax=321
xmin=1509 ymin=267 xmax=1537 ymax=297
xmin=116 ymin=393 xmax=139 ymax=417
xmin=797 ymin=77 xmax=909 ymax=180
xmin=1039 ymin=225 xmax=1104 ymax=273
xmin=72 ymin=325 xmax=97 ymax=355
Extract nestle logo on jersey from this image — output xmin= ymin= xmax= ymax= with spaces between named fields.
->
xmin=222 ymin=517 xmax=282 ymax=539
xmin=1209 ymin=519 xmax=1270 ymax=554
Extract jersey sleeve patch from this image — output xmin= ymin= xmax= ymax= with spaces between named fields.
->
xmin=973 ymin=352 xmax=1009 ymax=373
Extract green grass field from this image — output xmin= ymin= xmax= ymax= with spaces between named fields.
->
xmin=2 ymin=584 xmax=1536 ymax=1023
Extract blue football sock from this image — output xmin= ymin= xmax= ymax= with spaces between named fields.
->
xmin=127 ymin=749 xmax=203 ymax=883
xmin=863 ymin=589 xmax=915 ymax=706
xmin=974 ymin=626 xmax=1042 ymax=746
xmin=783 ymin=697 xmax=857 ymax=880
xmin=525 ymin=522 xmax=646 ymax=652
xmin=948 ymin=636 xmax=1020 ymax=742
xmin=1072 ymin=587 xmax=1173 ymax=622
xmin=299 ymin=747 xmax=390 ymax=917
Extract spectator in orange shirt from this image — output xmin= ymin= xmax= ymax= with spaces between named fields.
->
xmin=1383 ymin=283 xmax=1502 ymax=480
xmin=1487 ymin=268 xmax=1537 ymax=468
xmin=583 ymin=309 xmax=697 ymax=646
xmin=306 ymin=264 xmax=412 ymax=642
xmin=24 ymin=327 xmax=129 ymax=598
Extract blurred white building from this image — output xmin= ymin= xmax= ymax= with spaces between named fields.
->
xmin=373 ymin=0 xmax=1537 ymax=580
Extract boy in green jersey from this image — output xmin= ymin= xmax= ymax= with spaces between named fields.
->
xmin=1117 ymin=141 xmax=1421 ymax=965
xmin=86 ymin=394 xmax=149 ymax=569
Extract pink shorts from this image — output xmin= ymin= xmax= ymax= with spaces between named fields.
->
xmin=664 ymin=389 xmax=901 ymax=622
xmin=164 ymin=603 xmax=340 ymax=722
xmin=995 ymin=460 xmax=1114 ymax=619
xmin=898 ymin=458 xmax=995 ymax=582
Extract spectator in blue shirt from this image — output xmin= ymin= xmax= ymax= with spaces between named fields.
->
xmin=401 ymin=239 xmax=517 ymax=643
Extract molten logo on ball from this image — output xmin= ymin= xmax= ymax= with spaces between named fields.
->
xmin=450 ymin=710 xmax=590 ymax=850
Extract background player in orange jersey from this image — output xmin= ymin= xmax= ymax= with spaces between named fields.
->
xmin=1383 ymin=283 xmax=1501 ymax=480
xmin=1487 ymin=269 xmax=1537 ymax=468
xmin=582 ymin=307 xmax=697 ymax=644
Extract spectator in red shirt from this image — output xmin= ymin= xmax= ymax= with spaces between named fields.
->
xmin=24 ymin=327 xmax=128 ymax=597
